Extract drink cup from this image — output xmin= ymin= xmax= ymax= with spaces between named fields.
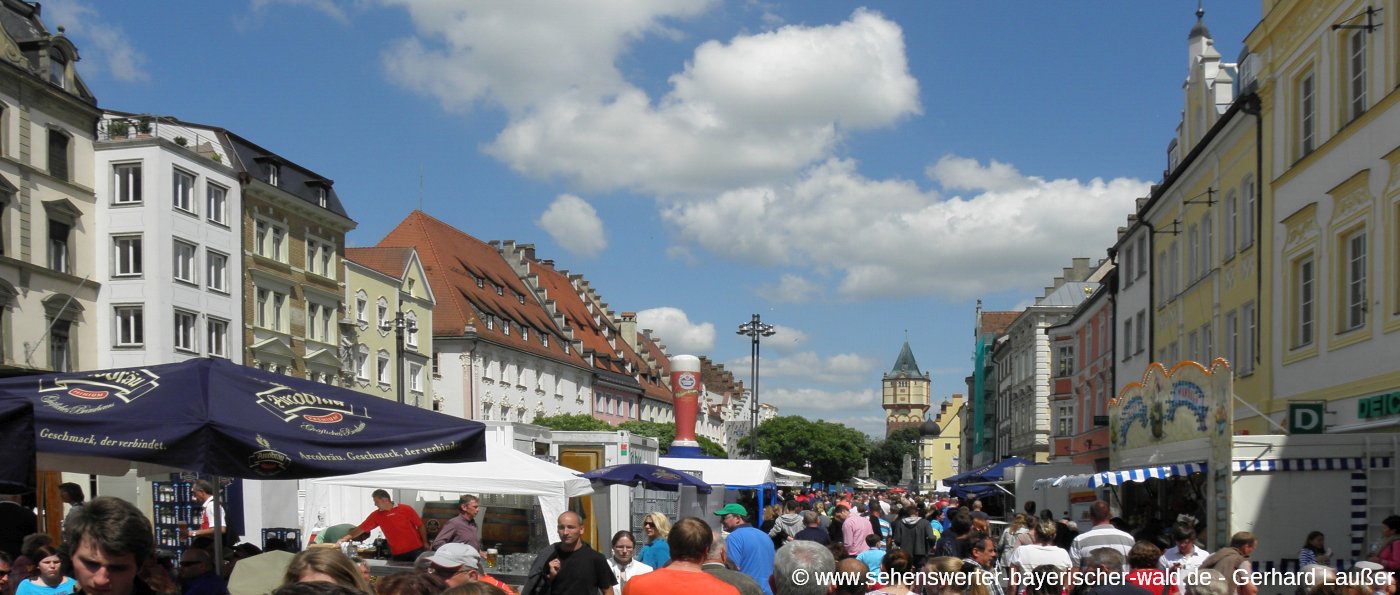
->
xmin=178 ymin=522 xmax=189 ymax=539
xmin=486 ymin=549 xmax=498 ymax=568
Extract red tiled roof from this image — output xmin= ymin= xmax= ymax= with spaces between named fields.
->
xmin=529 ymin=260 xmax=634 ymax=378
xmin=635 ymin=333 xmax=673 ymax=404
xmin=376 ymin=211 xmax=583 ymax=366
xmin=979 ymin=311 xmax=1021 ymax=335
xmin=345 ymin=247 xmax=412 ymax=280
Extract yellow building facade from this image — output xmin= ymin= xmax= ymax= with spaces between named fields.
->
xmin=1251 ymin=0 xmax=1400 ymax=433
xmin=343 ymin=247 xmax=435 ymax=408
xmin=924 ymin=395 xmax=963 ymax=492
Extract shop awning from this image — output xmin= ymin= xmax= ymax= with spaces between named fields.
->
xmin=1033 ymin=462 xmax=1206 ymax=489
xmin=1232 ymin=456 xmax=1392 ymax=472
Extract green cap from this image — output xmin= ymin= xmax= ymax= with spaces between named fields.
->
xmin=713 ymin=503 xmax=748 ymax=517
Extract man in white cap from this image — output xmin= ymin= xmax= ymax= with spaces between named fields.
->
xmin=427 ymin=543 xmax=516 ymax=594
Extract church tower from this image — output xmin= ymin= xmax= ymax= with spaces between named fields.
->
xmin=882 ymin=340 xmax=931 ymax=437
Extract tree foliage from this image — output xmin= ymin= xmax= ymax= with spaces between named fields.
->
xmin=531 ymin=413 xmax=613 ymax=431
xmin=752 ymin=416 xmax=868 ymax=484
xmin=867 ymin=426 xmax=922 ymax=485
xmin=697 ymin=435 xmax=728 ymax=459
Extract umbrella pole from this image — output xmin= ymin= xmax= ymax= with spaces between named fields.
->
xmin=212 ymin=477 xmax=224 ymax=570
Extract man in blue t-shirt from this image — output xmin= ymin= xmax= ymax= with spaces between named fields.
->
xmin=715 ymin=503 xmax=774 ymax=595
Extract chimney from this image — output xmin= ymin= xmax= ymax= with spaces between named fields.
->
xmin=520 ymin=243 xmax=535 ymax=261
xmin=619 ymin=312 xmax=639 ymax=353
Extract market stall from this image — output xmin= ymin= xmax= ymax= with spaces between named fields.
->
xmin=303 ymin=437 xmax=594 ymax=544
xmin=658 ymin=456 xmax=777 ymax=520
xmin=772 ymin=466 xmax=811 ymax=488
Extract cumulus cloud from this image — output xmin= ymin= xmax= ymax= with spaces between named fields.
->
xmin=758 ymin=274 xmax=823 ymax=304
xmin=42 ymin=0 xmax=148 ymax=82
xmin=766 ymin=324 xmax=809 ymax=353
xmin=665 ymin=156 xmax=1147 ymax=300
xmin=537 ymin=194 xmax=607 ymax=257
xmin=927 ymin=155 xmax=1035 ymax=193
xmin=736 ymin=351 xmax=878 ymax=385
xmin=762 ymin=387 xmax=878 ymax=412
xmin=383 ymin=4 xmax=917 ymax=195
xmin=636 ymin=307 xmax=715 ymax=354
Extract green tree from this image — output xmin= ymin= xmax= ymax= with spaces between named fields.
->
xmin=697 ymin=435 xmax=728 ymax=458
xmin=752 ymin=416 xmax=867 ymax=484
xmin=867 ymin=426 xmax=921 ymax=486
xmin=531 ymin=413 xmax=613 ymax=431
xmin=619 ymin=420 xmax=674 ymax=453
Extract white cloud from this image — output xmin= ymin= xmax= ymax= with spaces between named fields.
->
xmin=665 ymin=156 xmax=1147 ymax=300
xmin=665 ymin=245 xmax=701 ymax=266
xmin=42 ymin=0 xmax=148 ymax=82
xmin=250 ymin=0 xmax=355 ymax=23
xmin=537 ymin=194 xmax=607 ymax=257
xmin=736 ymin=351 xmax=879 ymax=385
xmin=384 ymin=5 xmax=918 ymax=195
xmin=766 ymin=324 xmax=808 ymax=353
xmin=762 ymin=387 xmax=878 ymax=412
xmin=927 ymin=155 xmax=1034 ymax=193
xmin=758 ymin=274 xmax=823 ymax=304
xmin=636 ymin=307 xmax=715 ymax=354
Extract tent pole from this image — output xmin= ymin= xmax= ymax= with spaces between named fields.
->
xmin=212 ymin=477 xmax=224 ymax=568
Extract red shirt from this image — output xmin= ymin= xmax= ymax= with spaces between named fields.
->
xmin=1126 ymin=568 xmax=1178 ymax=595
xmin=358 ymin=504 xmax=425 ymax=555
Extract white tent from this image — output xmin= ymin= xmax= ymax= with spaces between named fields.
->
xmin=659 ymin=457 xmax=776 ymax=489
xmin=303 ymin=439 xmax=594 ymax=542
xmin=771 ymin=466 xmax=811 ymax=487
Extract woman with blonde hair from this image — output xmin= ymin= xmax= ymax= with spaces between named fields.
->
xmin=924 ymin=555 xmax=991 ymax=595
xmin=637 ymin=512 xmax=672 ymax=568
xmin=282 ymin=548 xmax=375 ymax=594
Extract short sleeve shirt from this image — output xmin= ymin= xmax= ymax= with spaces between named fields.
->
xmin=550 ymin=543 xmax=617 ymax=595
xmin=357 ymin=504 xmax=424 ymax=555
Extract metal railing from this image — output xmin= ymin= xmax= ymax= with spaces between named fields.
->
xmin=97 ymin=115 xmax=229 ymax=164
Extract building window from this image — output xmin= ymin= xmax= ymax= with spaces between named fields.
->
xmin=1349 ymin=31 xmax=1367 ymax=120
xmin=1122 ymin=318 xmax=1133 ymax=361
xmin=48 ymin=220 xmax=70 ymax=273
xmin=317 ymin=187 xmax=328 ymax=208
xmin=273 ymin=292 xmax=285 ymax=332
xmin=1224 ymin=310 xmax=1238 ymax=369
xmin=1241 ymin=302 xmax=1256 ymax=374
xmin=1202 ymin=322 xmax=1214 ymax=361
xmin=432 ymin=351 xmax=440 ymax=377
xmin=1291 ymin=256 xmax=1315 ymax=349
xmin=355 ymin=290 xmax=368 ymax=324
xmin=49 ymin=322 xmax=69 ymax=372
xmin=48 ymin=49 xmax=66 ymax=88
xmin=256 ymin=288 xmax=287 ymax=331
xmin=1202 ymin=214 xmax=1214 ymax=272
xmin=1343 ymin=229 xmax=1367 ymax=331
xmin=172 ymin=168 xmax=196 ymax=214
xmin=1240 ymin=177 xmax=1255 ymax=249
xmin=377 ymin=351 xmax=391 ymax=385
xmin=207 ymin=317 xmax=228 ymax=358
xmin=356 ymin=345 xmax=370 ymax=381
xmin=408 ymin=362 xmax=423 ymax=394
xmin=1135 ymin=311 xmax=1146 ymax=354
xmin=265 ymin=162 xmax=279 ymax=186
xmin=113 ymin=163 xmax=142 ymax=204
xmin=174 ymin=310 xmax=198 ymax=353
xmin=1299 ymin=72 xmax=1315 ymax=156
xmin=206 ymin=250 xmax=228 ymax=293
xmin=1223 ymin=191 xmax=1237 ymax=260
xmin=173 ymin=240 xmax=197 ymax=285
xmin=206 ymin=183 xmax=227 ymax=225
xmin=406 ymin=311 xmax=419 ymax=348
xmin=1135 ymin=235 xmax=1146 ymax=278
xmin=254 ymin=219 xmax=287 ymax=262
xmin=1188 ymin=224 xmax=1200 ymax=282
xmin=47 ymin=130 xmax=68 ymax=181
xmin=112 ymin=235 xmax=142 ymax=277
xmin=306 ymin=238 xmax=335 ymax=278
xmin=272 ymin=227 xmax=284 ymax=261
xmin=376 ymin=298 xmax=388 ymax=329
xmin=114 ymin=306 xmax=143 ymax=347
xmin=308 ymin=303 xmax=324 ymax=342
xmin=1056 ymin=346 xmax=1073 ymax=377
xmin=1122 ymin=244 xmax=1134 ymax=288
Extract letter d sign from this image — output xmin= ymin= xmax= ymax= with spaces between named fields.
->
xmin=1288 ymin=403 xmax=1324 ymax=434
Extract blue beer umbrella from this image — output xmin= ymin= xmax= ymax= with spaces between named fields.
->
xmin=580 ymin=463 xmax=713 ymax=493
xmin=0 ymin=357 xmax=485 ymax=482
xmin=0 ymin=396 xmax=34 ymax=491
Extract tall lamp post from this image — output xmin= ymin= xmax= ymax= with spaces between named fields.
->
xmin=917 ymin=418 xmax=941 ymax=495
xmin=393 ymin=309 xmax=418 ymax=406
xmin=737 ymin=314 xmax=775 ymax=459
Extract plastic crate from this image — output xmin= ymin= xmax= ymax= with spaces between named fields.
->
xmin=262 ymin=528 xmax=303 ymax=552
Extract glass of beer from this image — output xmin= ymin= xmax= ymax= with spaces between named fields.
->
xmin=178 ymin=522 xmax=189 ymax=540
xmin=486 ymin=549 xmax=498 ymax=568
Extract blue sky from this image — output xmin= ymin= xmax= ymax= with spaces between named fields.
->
xmin=51 ymin=1 xmax=1262 ymax=437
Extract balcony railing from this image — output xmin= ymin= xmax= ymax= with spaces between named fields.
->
xmin=97 ymin=115 xmax=229 ymax=165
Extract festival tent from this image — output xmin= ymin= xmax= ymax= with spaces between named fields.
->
xmin=658 ymin=457 xmax=778 ymax=515
xmin=771 ymin=466 xmax=811 ymax=488
xmin=303 ymin=437 xmax=595 ymax=542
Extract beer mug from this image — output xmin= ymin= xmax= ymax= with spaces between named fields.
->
xmin=486 ymin=549 xmax=498 ymax=568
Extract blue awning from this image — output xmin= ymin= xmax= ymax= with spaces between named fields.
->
xmin=1034 ymin=462 xmax=1206 ymax=489
xmin=945 ymin=456 xmax=1036 ymax=486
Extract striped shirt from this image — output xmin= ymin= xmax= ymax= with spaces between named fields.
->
xmin=1069 ymin=524 xmax=1135 ymax=570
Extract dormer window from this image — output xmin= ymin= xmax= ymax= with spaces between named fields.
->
xmin=495 ymin=285 xmax=503 ymax=296
xmin=265 ymin=162 xmax=280 ymax=186
xmin=48 ymin=48 xmax=66 ymax=89
xmin=317 ymin=186 xmax=328 ymax=208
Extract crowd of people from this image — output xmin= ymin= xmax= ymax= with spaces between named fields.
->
xmin=1 ymin=485 xmax=1398 ymax=595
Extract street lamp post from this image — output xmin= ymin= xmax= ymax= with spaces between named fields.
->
xmin=394 ymin=309 xmax=418 ymax=406
xmin=737 ymin=314 xmax=775 ymax=459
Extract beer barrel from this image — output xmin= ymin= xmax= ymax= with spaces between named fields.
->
xmin=422 ymin=502 xmax=459 ymax=542
xmin=480 ymin=507 xmax=531 ymax=554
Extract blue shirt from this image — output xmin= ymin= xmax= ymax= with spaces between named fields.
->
xmin=638 ymin=539 xmax=671 ymax=568
xmin=856 ymin=549 xmax=885 ymax=575
xmin=16 ymin=578 xmax=75 ymax=595
xmin=726 ymin=524 xmax=775 ymax=595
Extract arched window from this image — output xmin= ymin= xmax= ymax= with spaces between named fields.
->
xmin=356 ymin=345 xmax=370 ymax=380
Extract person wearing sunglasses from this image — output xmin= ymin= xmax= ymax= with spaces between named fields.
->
xmin=638 ymin=514 xmax=672 ymax=569
xmin=607 ymin=531 xmax=651 ymax=595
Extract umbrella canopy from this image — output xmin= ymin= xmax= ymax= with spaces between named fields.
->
xmin=0 ymin=357 xmax=486 ymax=480
xmin=228 ymin=549 xmax=295 ymax=595
xmin=0 ymin=396 xmax=33 ymax=491
xmin=580 ymin=463 xmax=713 ymax=493
xmin=943 ymin=456 xmax=1036 ymax=486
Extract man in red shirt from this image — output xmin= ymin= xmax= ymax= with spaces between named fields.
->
xmin=337 ymin=489 xmax=427 ymax=561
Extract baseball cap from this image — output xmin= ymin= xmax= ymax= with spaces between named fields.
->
xmin=713 ymin=503 xmax=748 ymax=517
xmin=427 ymin=543 xmax=482 ymax=570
